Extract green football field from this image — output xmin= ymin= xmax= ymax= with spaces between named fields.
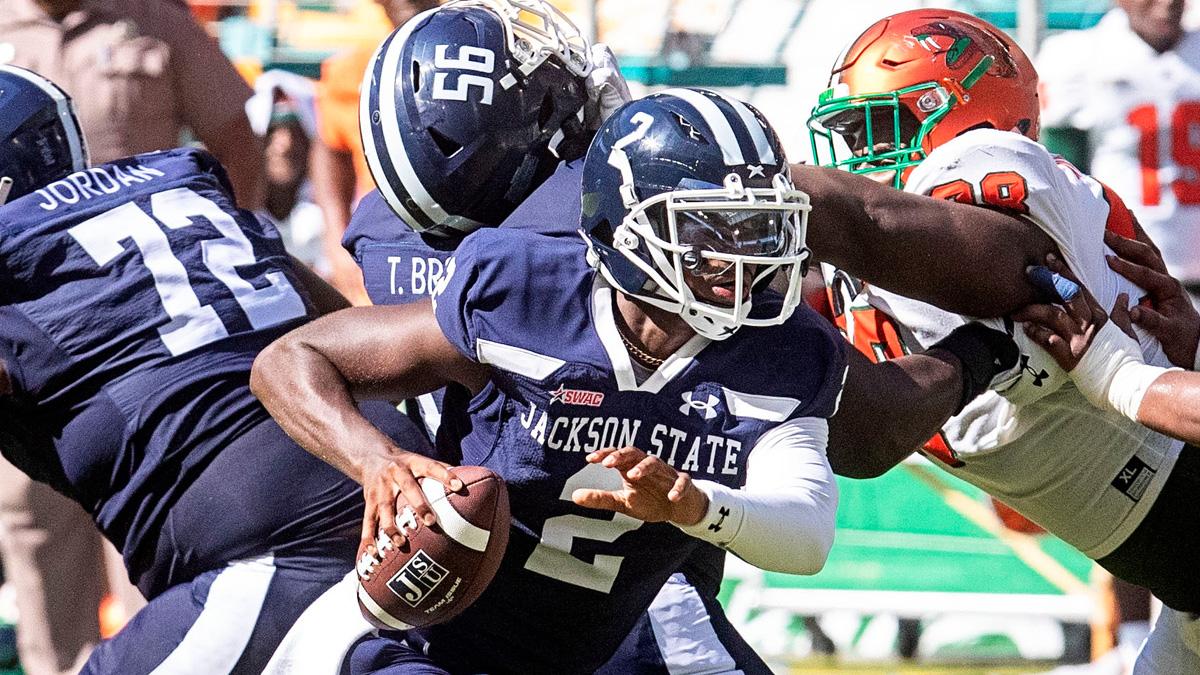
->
xmin=721 ymin=459 xmax=1099 ymax=668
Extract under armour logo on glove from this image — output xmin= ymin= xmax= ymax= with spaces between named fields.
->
xmin=709 ymin=506 xmax=731 ymax=533
xmin=680 ymin=391 xmax=720 ymax=420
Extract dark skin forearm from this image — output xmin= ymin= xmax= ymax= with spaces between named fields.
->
xmin=250 ymin=302 xmax=484 ymax=482
xmin=828 ymin=347 xmax=963 ymax=478
xmin=1137 ymin=371 xmax=1200 ymax=446
xmin=793 ymin=164 xmax=1056 ymax=318
xmin=250 ymin=301 xmax=488 ymax=553
xmin=0 ymin=361 xmax=9 ymax=397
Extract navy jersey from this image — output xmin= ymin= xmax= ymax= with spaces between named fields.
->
xmin=0 ymin=148 xmax=315 ymax=576
xmin=343 ymin=161 xmax=584 ymax=307
xmin=419 ymin=229 xmax=846 ymax=674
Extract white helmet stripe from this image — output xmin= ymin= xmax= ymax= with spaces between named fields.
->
xmin=661 ymin=88 xmax=745 ymax=166
xmin=1 ymin=65 xmax=87 ymax=172
xmin=360 ymin=33 xmax=419 ymax=228
xmin=722 ymin=95 xmax=777 ymax=165
xmin=374 ymin=7 xmax=450 ymax=224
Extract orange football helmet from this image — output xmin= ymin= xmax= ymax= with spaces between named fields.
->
xmin=808 ymin=9 xmax=1040 ymax=187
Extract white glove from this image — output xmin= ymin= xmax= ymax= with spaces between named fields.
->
xmin=585 ymin=43 xmax=632 ymax=131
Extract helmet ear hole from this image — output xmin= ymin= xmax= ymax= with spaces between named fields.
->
xmin=429 ymin=128 xmax=463 ymax=158
xmin=411 ymin=61 xmax=422 ymax=93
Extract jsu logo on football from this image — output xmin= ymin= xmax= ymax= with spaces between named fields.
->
xmin=387 ymin=550 xmax=450 ymax=607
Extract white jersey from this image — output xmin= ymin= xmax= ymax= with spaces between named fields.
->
xmin=865 ymin=129 xmax=1183 ymax=559
xmin=1037 ymin=9 xmax=1200 ymax=284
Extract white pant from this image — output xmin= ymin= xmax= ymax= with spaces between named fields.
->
xmin=1134 ymin=606 xmax=1200 ymax=674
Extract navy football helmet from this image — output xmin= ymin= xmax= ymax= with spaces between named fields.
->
xmin=0 ymin=65 xmax=88 ymax=206
xmin=580 ymin=89 xmax=811 ymax=340
xmin=361 ymin=0 xmax=592 ymax=239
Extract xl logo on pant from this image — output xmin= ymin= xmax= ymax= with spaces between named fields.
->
xmin=387 ymin=550 xmax=449 ymax=607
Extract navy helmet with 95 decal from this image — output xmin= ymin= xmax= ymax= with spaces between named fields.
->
xmin=580 ymin=89 xmax=811 ymax=341
xmin=361 ymin=0 xmax=593 ymax=239
xmin=0 ymin=65 xmax=88 ymax=207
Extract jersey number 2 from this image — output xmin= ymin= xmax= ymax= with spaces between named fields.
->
xmin=68 ymin=187 xmax=307 ymax=356
xmin=523 ymin=463 xmax=644 ymax=593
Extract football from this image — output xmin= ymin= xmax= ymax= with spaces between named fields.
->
xmin=355 ymin=465 xmax=510 ymax=631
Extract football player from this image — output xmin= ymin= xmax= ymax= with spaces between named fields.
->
xmin=327 ymin=3 xmax=1032 ymax=672
xmin=0 ymin=64 xmax=433 ymax=674
xmin=329 ymin=4 xmax=797 ymax=674
xmin=1038 ymin=0 xmax=1200 ymax=297
xmin=252 ymin=88 xmax=851 ymax=675
xmin=805 ymin=8 xmax=1199 ymax=672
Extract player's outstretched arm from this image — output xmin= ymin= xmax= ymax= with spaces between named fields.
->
xmin=0 ymin=361 xmax=9 ymax=398
xmin=250 ymin=301 xmax=489 ymax=554
xmin=792 ymin=164 xmax=1056 ymax=318
xmin=828 ymin=322 xmax=1019 ymax=477
xmin=1017 ymin=258 xmax=1200 ymax=445
xmin=828 ymin=348 xmax=961 ymax=478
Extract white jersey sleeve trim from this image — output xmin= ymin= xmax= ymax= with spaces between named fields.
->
xmin=475 ymin=339 xmax=565 ymax=380
xmin=675 ymin=417 xmax=837 ymax=575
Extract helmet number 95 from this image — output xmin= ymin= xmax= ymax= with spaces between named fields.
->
xmin=432 ymin=45 xmax=496 ymax=105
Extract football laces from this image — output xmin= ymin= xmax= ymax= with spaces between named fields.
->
xmin=356 ymin=505 xmax=421 ymax=580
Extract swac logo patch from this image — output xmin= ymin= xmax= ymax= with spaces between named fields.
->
xmin=680 ymin=391 xmax=720 ymax=420
xmin=387 ymin=550 xmax=449 ymax=608
xmin=549 ymin=385 xmax=604 ymax=407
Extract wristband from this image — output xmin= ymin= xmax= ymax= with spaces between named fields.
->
xmin=929 ymin=322 xmax=1020 ymax=414
xmin=1072 ymin=320 xmax=1176 ymax=421
xmin=674 ymin=480 xmax=744 ymax=547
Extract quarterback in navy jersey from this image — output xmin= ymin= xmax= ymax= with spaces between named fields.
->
xmin=332 ymin=5 xmax=776 ymax=671
xmin=254 ymin=89 xmax=845 ymax=674
xmin=0 ymin=65 xmax=430 ymax=675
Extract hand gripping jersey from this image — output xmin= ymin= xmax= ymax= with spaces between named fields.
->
xmin=0 ymin=148 xmax=319 ymax=585
xmin=842 ymin=129 xmax=1182 ymax=559
xmin=1038 ymin=9 xmax=1200 ymax=283
xmin=413 ymin=228 xmax=845 ymax=675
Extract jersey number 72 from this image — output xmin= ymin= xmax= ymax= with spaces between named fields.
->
xmin=68 ymin=187 xmax=308 ymax=356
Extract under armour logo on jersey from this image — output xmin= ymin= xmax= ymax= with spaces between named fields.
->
xmin=709 ymin=506 xmax=731 ymax=533
xmin=680 ymin=391 xmax=720 ymax=419
xmin=747 ymin=165 xmax=765 ymax=178
xmin=1018 ymin=354 xmax=1049 ymax=387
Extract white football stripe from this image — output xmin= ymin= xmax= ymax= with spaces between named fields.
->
xmin=2 ymin=65 xmax=87 ymax=172
xmin=475 ymin=338 xmax=566 ymax=380
xmin=356 ymin=583 xmax=414 ymax=630
xmin=423 ymin=479 xmax=491 ymax=553
xmin=147 ymin=556 xmax=276 ymax=675
xmin=722 ymin=94 xmax=777 ymax=165
xmin=359 ymin=35 xmax=413 ymax=227
xmin=661 ymin=88 xmax=744 ymax=166
xmin=721 ymin=387 xmax=801 ymax=421
xmin=377 ymin=9 xmax=449 ymax=225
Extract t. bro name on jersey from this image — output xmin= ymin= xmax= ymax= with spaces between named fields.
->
xmin=518 ymin=402 xmax=743 ymax=478
xmin=34 ymin=163 xmax=166 ymax=211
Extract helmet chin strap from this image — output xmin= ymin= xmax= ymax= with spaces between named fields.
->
xmin=0 ymin=177 xmax=13 ymax=207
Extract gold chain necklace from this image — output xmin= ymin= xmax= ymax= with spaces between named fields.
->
xmin=619 ymin=329 xmax=665 ymax=368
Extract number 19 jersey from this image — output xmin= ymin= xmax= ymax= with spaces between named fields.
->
xmin=0 ymin=148 xmax=315 ymax=573
xmin=1038 ymin=9 xmax=1200 ymax=283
